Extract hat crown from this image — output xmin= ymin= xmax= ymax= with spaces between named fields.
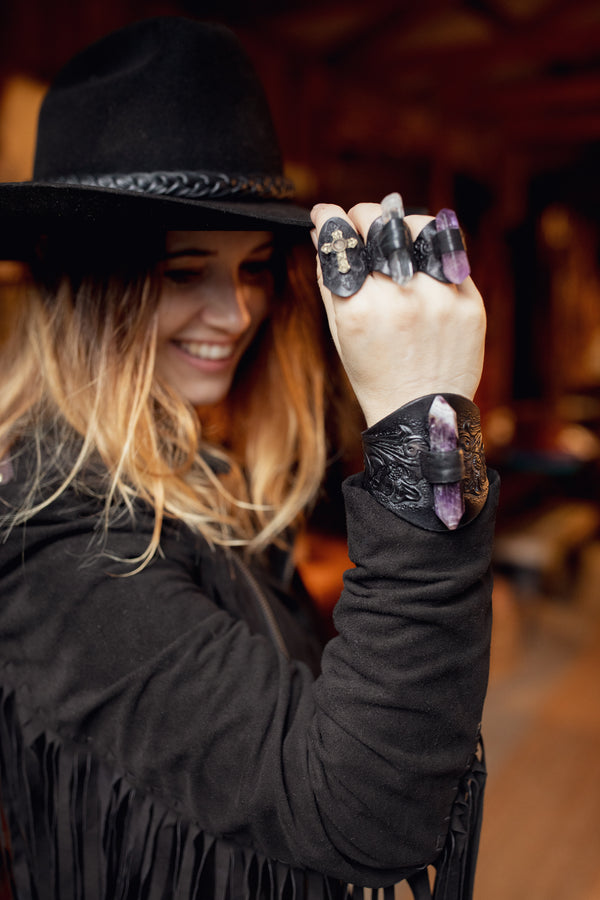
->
xmin=34 ymin=17 xmax=283 ymax=181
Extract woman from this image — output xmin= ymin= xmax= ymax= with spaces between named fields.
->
xmin=0 ymin=17 xmax=497 ymax=900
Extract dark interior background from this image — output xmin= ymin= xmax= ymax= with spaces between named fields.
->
xmin=1 ymin=0 xmax=600 ymax=545
xmin=2 ymin=5 xmax=600 ymax=898
xmin=3 ymin=0 xmax=600 ymax=449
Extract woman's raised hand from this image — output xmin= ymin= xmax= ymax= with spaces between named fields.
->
xmin=311 ymin=202 xmax=486 ymax=427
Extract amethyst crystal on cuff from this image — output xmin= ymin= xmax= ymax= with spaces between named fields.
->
xmin=428 ymin=394 xmax=465 ymax=530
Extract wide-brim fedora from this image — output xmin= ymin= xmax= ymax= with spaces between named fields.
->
xmin=0 ymin=17 xmax=313 ymax=261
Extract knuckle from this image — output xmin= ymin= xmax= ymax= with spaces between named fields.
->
xmin=347 ymin=201 xmax=379 ymax=219
xmin=405 ymin=214 xmax=435 ymax=238
xmin=337 ymin=302 xmax=370 ymax=337
xmin=462 ymin=297 xmax=486 ymax=327
xmin=312 ymin=203 xmax=346 ymax=231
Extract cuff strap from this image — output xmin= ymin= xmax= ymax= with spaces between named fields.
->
xmin=420 ymin=448 xmax=465 ymax=484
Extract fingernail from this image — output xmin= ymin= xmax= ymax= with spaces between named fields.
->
xmin=310 ymin=228 xmax=318 ymax=248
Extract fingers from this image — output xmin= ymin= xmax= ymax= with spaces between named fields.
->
xmin=310 ymin=198 xmax=486 ymax=424
xmin=311 ymin=201 xmax=422 ymax=246
xmin=311 ymin=202 xmax=435 ymax=243
xmin=310 ymin=203 xmax=353 ymax=236
xmin=311 ymin=195 xmax=476 ymax=298
xmin=345 ymin=203 xmax=381 ymax=238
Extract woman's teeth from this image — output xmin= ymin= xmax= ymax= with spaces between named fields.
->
xmin=179 ymin=341 xmax=234 ymax=361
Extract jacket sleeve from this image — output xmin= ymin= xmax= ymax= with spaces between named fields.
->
xmin=0 ymin=472 xmax=498 ymax=886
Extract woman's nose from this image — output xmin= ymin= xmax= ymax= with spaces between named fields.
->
xmin=201 ymin=273 xmax=252 ymax=332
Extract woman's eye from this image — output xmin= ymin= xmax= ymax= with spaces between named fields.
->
xmin=163 ymin=268 xmax=204 ymax=285
xmin=241 ymin=260 xmax=274 ymax=280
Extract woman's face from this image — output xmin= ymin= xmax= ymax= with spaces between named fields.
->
xmin=156 ymin=230 xmax=275 ymax=407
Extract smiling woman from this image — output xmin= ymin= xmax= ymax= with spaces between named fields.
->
xmin=0 ymin=16 xmax=496 ymax=900
xmin=156 ymin=231 xmax=274 ymax=407
xmin=2 ymin=222 xmax=328 ymax=563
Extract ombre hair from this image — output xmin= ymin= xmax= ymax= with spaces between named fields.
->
xmin=0 ymin=230 xmax=356 ymax=568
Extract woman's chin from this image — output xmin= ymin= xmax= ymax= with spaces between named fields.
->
xmin=183 ymin=378 xmax=234 ymax=408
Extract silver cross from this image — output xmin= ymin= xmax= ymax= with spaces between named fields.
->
xmin=320 ymin=229 xmax=358 ymax=274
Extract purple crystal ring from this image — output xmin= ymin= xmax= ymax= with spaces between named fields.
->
xmin=318 ymin=216 xmax=368 ymax=298
xmin=412 ymin=209 xmax=471 ymax=284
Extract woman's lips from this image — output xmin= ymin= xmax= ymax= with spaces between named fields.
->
xmin=170 ymin=339 xmax=239 ymax=373
xmin=177 ymin=340 xmax=235 ymax=361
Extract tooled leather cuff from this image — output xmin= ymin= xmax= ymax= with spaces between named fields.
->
xmin=362 ymin=393 xmax=488 ymax=530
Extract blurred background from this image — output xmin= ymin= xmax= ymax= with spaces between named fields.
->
xmin=1 ymin=0 xmax=600 ymax=897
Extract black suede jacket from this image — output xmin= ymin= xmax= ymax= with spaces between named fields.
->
xmin=0 ymin=450 xmax=498 ymax=899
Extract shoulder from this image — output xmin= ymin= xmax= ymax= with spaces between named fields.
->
xmin=1 ymin=441 xmax=197 ymax=565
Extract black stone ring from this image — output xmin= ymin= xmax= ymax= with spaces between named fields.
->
xmin=318 ymin=217 xmax=368 ymax=298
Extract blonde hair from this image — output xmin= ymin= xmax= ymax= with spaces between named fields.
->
xmin=0 ymin=234 xmax=350 ymax=568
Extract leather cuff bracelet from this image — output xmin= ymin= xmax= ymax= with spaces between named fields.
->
xmin=362 ymin=393 xmax=488 ymax=531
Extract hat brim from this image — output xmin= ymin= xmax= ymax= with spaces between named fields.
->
xmin=0 ymin=181 xmax=313 ymax=261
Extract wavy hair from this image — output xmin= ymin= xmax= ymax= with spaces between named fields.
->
xmin=0 ymin=230 xmax=355 ymax=568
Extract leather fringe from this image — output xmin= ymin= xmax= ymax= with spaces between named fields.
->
xmin=432 ymin=739 xmax=487 ymax=900
xmin=0 ymin=688 xmax=349 ymax=900
xmin=0 ymin=688 xmax=485 ymax=900
xmin=405 ymin=740 xmax=487 ymax=900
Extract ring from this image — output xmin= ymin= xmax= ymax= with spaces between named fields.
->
xmin=366 ymin=193 xmax=414 ymax=286
xmin=412 ymin=209 xmax=470 ymax=284
xmin=318 ymin=203 xmax=471 ymax=297
xmin=367 ymin=200 xmax=471 ymax=286
xmin=318 ymin=217 xmax=368 ymax=297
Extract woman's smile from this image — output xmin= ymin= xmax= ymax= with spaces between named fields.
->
xmin=171 ymin=338 xmax=238 ymax=368
xmin=176 ymin=340 xmax=236 ymax=362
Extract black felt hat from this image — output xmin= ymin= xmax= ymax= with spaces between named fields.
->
xmin=0 ymin=17 xmax=313 ymax=260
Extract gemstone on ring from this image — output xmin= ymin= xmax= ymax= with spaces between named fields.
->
xmin=435 ymin=209 xmax=470 ymax=284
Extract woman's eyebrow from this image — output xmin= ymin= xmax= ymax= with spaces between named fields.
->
xmin=251 ymin=239 xmax=275 ymax=255
xmin=163 ymin=239 xmax=275 ymax=261
xmin=163 ymin=248 xmax=216 ymax=260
